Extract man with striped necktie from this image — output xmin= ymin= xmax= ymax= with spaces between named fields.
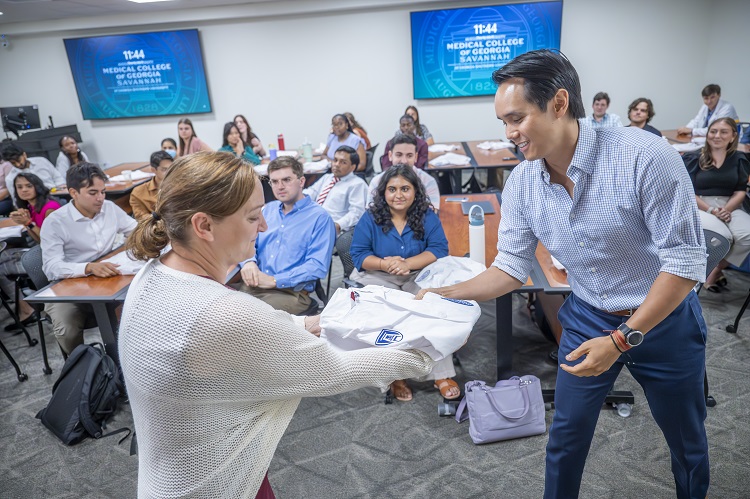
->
xmin=304 ymin=145 xmax=368 ymax=236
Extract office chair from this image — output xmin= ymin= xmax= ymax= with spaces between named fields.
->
xmin=726 ymin=188 xmax=750 ymax=334
xmin=297 ymin=279 xmax=329 ymax=316
xmin=355 ymin=143 xmax=379 ymax=182
xmin=20 ymin=245 xmax=53 ymax=374
xmin=334 ymin=230 xmax=363 ymax=289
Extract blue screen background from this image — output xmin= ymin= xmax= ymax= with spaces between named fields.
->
xmin=64 ymin=29 xmax=212 ymax=120
xmin=410 ymin=2 xmax=562 ymax=99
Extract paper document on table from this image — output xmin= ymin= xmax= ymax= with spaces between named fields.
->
xmin=672 ymin=143 xmax=702 ymax=153
xmin=277 ymin=150 xmax=298 ymax=158
xmin=477 ymin=141 xmax=514 ymax=150
xmin=551 ymin=256 xmax=566 ymax=271
xmin=428 ymin=144 xmax=459 ymax=153
xmin=253 ymin=164 xmax=269 ymax=176
xmin=313 ymin=143 xmax=326 ymax=155
xmin=0 ymin=225 xmax=23 ymax=240
xmin=108 ymin=171 xmax=154 ymax=182
xmin=303 ymin=159 xmax=330 ymax=173
xmin=430 ymin=152 xmax=471 ymax=167
xmin=102 ymin=251 xmax=147 ymax=275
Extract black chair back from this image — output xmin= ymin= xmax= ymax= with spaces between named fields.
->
xmin=20 ymin=245 xmax=49 ymax=291
xmin=335 ymin=230 xmax=356 ymax=281
xmin=704 ymin=229 xmax=731 ymax=280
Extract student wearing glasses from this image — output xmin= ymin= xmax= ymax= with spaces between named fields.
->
xmin=130 ymin=150 xmax=174 ymax=221
xmin=232 ymin=156 xmax=335 ymax=314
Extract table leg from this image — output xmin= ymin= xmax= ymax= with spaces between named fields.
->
xmin=496 ymin=293 xmax=514 ymax=380
xmin=451 ymin=171 xmax=462 ymax=194
xmin=92 ymin=302 xmax=121 ymax=362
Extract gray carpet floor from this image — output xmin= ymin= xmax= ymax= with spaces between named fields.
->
xmin=1 ymin=260 xmax=748 ymax=499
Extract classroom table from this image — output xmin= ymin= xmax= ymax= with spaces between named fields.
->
xmin=662 ymin=129 xmax=749 ymax=153
xmin=439 ymin=193 xmax=540 ymax=379
xmin=427 ymin=141 xmax=520 ymax=194
xmin=24 ymin=247 xmax=133 ymax=362
xmin=52 ymin=162 xmax=151 ymax=213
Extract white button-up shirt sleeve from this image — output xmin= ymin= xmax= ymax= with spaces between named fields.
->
xmin=41 ymin=211 xmax=88 ymax=280
xmin=334 ymin=179 xmax=367 ymax=232
xmin=687 ymin=99 xmax=739 ymax=137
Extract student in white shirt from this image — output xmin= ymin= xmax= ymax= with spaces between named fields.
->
xmin=40 ymin=162 xmax=137 ymax=355
xmin=1 ymin=143 xmax=65 ymax=194
xmin=367 ymin=134 xmax=440 ymax=210
xmin=678 ymin=83 xmax=739 ymax=137
xmin=304 ymin=145 xmax=368 ymax=235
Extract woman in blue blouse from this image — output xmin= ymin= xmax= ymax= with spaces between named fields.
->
xmin=350 ymin=165 xmax=457 ymax=401
xmin=218 ymin=122 xmax=261 ymax=165
xmin=322 ymin=114 xmax=366 ymax=171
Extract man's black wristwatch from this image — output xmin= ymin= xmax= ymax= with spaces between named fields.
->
xmin=616 ymin=323 xmax=644 ymax=348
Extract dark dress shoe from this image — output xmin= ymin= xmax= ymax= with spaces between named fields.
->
xmin=4 ymin=312 xmax=40 ymax=332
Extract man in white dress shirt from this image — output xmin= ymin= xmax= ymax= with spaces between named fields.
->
xmin=678 ymin=83 xmax=739 ymax=137
xmin=40 ymin=163 xmax=137 ymax=355
xmin=304 ymin=145 xmax=367 ymax=236
xmin=367 ymin=134 xmax=440 ymax=210
xmin=1 ymin=143 xmax=65 ymax=193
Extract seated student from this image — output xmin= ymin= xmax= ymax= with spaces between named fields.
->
xmin=233 ymin=114 xmax=266 ymax=156
xmin=678 ymin=83 xmax=739 ymax=137
xmin=626 ymin=97 xmax=662 ymax=137
xmin=55 ymin=135 xmax=89 ymax=177
xmin=161 ymin=137 xmax=177 ymax=158
xmin=1 ymin=143 xmax=65 ymax=194
xmin=404 ymin=105 xmax=435 ymax=146
xmin=130 ymin=150 xmax=173 ymax=221
xmin=322 ymin=114 xmax=367 ymax=171
xmin=0 ymin=172 xmax=62 ymax=330
xmin=0 ymin=159 xmax=14 ymax=216
xmin=177 ymin=118 xmax=213 ymax=157
xmin=40 ymin=162 xmax=137 ymax=355
xmin=580 ymin=92 xmax=623 ymax=128
xmin=349 ymin=165 xmax=456 ymax=401
xmin=344 ymin=112 xmax=371 ymax=150
xmin=218 ymin=122 xmax=261 ymax=165
xmin=304 ymin=145 xmax=368 ymax=236
xmin=381 ymin=115 xmax=428 ymax=170
xmin=233 ymin=156 xmax=335 ymax=314
xmin=368 ymin=134 xmax=440 ymax=210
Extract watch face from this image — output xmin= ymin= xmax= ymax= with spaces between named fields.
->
xmin=626 ymin=330 xmax=644 ymax=346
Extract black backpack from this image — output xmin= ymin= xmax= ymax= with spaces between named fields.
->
xmin=36 ymin=343 xmax=129 ymax=445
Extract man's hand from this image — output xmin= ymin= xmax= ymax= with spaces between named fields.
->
xmin=241 ymin=262 xmax=276 ymax=289
xmin=304 ymin=315 xmax=321 ymax=337
xmin=677 ymin=127 xmax=692 ymax=135
xmin=85 ymin=262 xmax=122 ymax=278
xmin=560 ymin=336 xmax=622 ymax=377
xmin=414 ymin=288 xmax=441 ymax=300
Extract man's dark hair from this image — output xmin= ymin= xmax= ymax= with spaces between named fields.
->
xmin=399 ymin=114 xmax=415 ymax=124
xmin=334 ymin=145 xmax=359 ymax=167
xmin=491 ymin=50 xmax=585 ymax=120
xmin=702 ymin=84 xmax=721 ymax=97
xmin=66 ymin=162 xmax=108 ymax=192
xmin=150 ymin=150 xmax=173 ymax=169
xmin=267 ymin=155 xmax=303 ymax=178
xmin=593 ymin=92 xmax=610 ymax=105
xmin=1 ymin=143 xmax=25 ymax=162
xmin=628 ymin=97 xmax=655 ymax=123
xmin=390 ymin=133 xmax=418 ymax=150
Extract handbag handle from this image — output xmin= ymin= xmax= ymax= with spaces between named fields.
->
xmin=484 ymin=383 xmax=531 ymax=420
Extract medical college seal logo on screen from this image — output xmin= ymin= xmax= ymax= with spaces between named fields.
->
xmin=375 ymin=329 xmax=404 ymax=346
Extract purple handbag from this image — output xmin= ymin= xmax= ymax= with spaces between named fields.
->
xmin=455 ymin=375 xmax=546 ymax=444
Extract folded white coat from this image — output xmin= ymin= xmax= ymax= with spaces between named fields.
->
xmin=320 ymin=285 xmax=481 ymax=361
xmin=672 ymin=142 xmax=702 ymax=153
xmin=414 ymin=256 xmax=486 ymax=289
xmin=302 ymin=159 xmax=330 ymax=173
xmin=428 ymin=144 xmax=459 ymax=153
xmin=107 ymin=170 xmax=155 ymax=182
xmin=0 ymin=225 xmax=24 ymax=241
xmin=476 ymin=141 xmax=514 ymax=150
xmin=430 ymin=152 xmax=471 ymax=167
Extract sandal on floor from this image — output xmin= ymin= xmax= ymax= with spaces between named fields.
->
xmin=705 ymin=284 xmax=721 ymax=293
xmin=434 ymin=378 xmax=461 ymax=400
xmin=390 ymin=380 xmax=413 ymax=402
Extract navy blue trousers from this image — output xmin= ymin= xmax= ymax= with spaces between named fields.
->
xmin=544 ymin=292 xmax=709 ymax=499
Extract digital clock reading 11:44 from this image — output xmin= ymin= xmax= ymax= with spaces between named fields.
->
xmin=122 ymin=49 xmax=146 ymax=60
xmin=473 ymin=23 xmax=498 ymax=35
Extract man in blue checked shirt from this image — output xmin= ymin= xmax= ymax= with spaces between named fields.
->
xmin=418 ymin=50 xmax=709 ymax=499
xmin=233 ymin=156 xmax=335 ymax=314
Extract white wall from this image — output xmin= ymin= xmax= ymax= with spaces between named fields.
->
xmin=0 ymin=0 xmax=745 ymax=166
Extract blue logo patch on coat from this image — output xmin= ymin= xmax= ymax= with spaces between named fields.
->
xmin=415 ymin=270 xmax=430 ymax=282
xmin=375 ymin=329 xmax=403 ymax=346
xmin=441 ymin=297 xmax=474 ymax=306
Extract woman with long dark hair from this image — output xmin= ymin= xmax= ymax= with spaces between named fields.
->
xmin=234 ymin=114 xmax=266 ymax=156
xmin=349 ymin=165 xmax=457 ymax=402
xmin=55 ymin=135 xmax=89 ymax=177
xmin=218 ymin=122 xmax=261 ymax=165
xmin=683 ymin=117 xmax=750 ymax=291
xmin=176 ymin=118 xmax=213 ymax=157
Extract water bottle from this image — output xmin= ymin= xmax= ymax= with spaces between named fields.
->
xmin=277 ymin=134 xmax=286 ymax=152
xmin=269 ymin=144 xmax=277 ymax=160
xmin=302 ymin=137 xmax=313 ymax=162
xmin=469 ymin=204 xmax=485 ymax=265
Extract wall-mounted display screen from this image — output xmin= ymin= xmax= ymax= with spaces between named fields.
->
xmin=64 ymin=29 xmax=212 ymax=120
xmin=410 ymin=1 xmax=563 ymax=99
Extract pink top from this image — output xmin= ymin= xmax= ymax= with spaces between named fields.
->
xmin=179 ymin=137 xmax=211 ymax=157
xmin=28 ymin=199 xmax=61 ymax=227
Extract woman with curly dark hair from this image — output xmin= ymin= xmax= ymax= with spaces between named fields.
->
xmin=349 ymin=164 xmax=456 ymax=402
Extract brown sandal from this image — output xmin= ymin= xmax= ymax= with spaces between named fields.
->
xmin=434 ymin=378 xmax=461 ymax=400
xmin=390 ymin=380 xmax=413 ymax=401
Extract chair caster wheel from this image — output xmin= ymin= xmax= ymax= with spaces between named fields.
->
xmin=384 ymin=389 xmax=393 ymax=405
xmin=29 ymin=338 xmax=38 ymax=346
xmin=438 ymin=400 xmax=459 ymax=417
xmin=452 ymin=355 xmax=461 ymax=367
xmin=42 ymin=367 xmax=52 ymax=375
xmin=706 ymin=395 xmax=717 ymax=408
xmin=613 ymin=402 xmax=631 ymax=418
xmin=725 ymin=325 xmax=736 ymax=333
xmin=544 ymin=402 xmax=553 ymax=411
xmin=18 ymin=373 xmax=28 ymax=382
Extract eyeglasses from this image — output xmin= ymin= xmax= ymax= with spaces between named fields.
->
xmin=269 ymin=176 xmax=300 ymax=187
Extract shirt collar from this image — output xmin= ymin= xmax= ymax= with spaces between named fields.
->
xmin=536 ymin=122 xmax=596 ymax=184
xmin=68 ymin=200 xmax=103 ymax=222
xmin=147 ymin=178 xmax=159 ymax=193
xmin=278 ymin=195 xmax=312 ymax=215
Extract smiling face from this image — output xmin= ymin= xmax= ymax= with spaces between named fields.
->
xmin=384 ymin=175 xmax=415 ymax=215
xmin=495 ymin=79 xmax=561 ymax=162
xmin=706 ymin=120 xmax=736 ymax=152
